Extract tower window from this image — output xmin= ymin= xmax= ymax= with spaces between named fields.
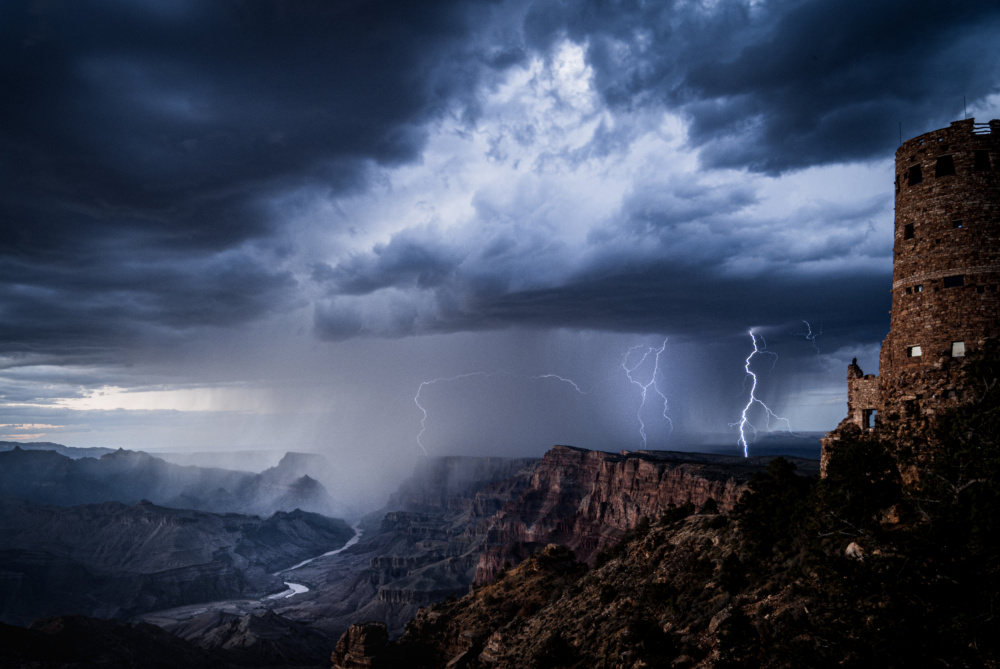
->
xmin=952 ymin=341 xmax=965 ymax=357
xmin=953 ymin=219 xmax=964 ymax=228
xmin=943 ymin=275 xmax=965 ymax=288
xmin=906 ymin=287 xmax=912 ymax=294
xmin=907 ymin=164 xmax=923 ymax=185
xmin=974 ymin=150 xmax=992 ymax=171
xmin=977 ymin=285 xmax=986 ymax=294
xmin=935 ymin=155 xmax=956 ymax=177
xmin=915 ymin=284 xmax=923 ymax=292
xmin=907 ymin=345 xmax=922 ymax=358
xmin=903 ymin=223 xmax=914 ymax=239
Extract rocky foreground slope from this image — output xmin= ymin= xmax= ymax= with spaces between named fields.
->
xmin=333 ymin=370 xmax=1000 ymax=669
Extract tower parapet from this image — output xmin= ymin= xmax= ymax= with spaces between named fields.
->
xmin=822 ymin=118 xmax=1000 ymax=472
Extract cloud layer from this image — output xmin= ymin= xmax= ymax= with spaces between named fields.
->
xmin=1 ymin=0 xmax=998 ymax=459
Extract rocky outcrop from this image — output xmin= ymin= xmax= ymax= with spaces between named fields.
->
xmin=334 ymin=508 xmax=830 ymax=669
xmin=473 ymin=445 xmax=815 ymax=582
xmin=168 ymin=608 xmax=336 ymax=667
xmin=330 ymin=544 xmax=589 ymax=669
xmin=331 ymin=621 xmax=391 ymax=669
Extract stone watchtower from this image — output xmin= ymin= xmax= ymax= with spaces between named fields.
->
xmin=822 ymin=118 xmax=1000 ymax=474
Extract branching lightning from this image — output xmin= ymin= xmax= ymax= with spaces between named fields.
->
xmin=621 ymin=339 xmax=672 ymax=448
xmin=799 ymin=320 xmax=822 ymax=354
xmin=414 ymin=341 xmax=674 ymax=455
xmin=413 ymin=371 xmax=586 ymax=456
xmin=730 ymin=330 xmax=791 ymax=457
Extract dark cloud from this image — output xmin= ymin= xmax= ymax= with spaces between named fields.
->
xmin=312 ymin=158 xmax=893 ymax=349
xmin=2 ymin=0 xmax=997 ymax=451
xmin=314 ymin=255 xmax=891 ymax=354
xmin=0 ymin=0 xmax=494 ymax=355
xmin=316 ymin=229 xmax=462 ymax=295
xmin=521 ymin=0 xmax=1000 ymax=172
xmin=0 ymin=249 xmax=296 ymax=363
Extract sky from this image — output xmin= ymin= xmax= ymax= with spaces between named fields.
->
xmin=2 ymin=0 xmax=999 ymax=495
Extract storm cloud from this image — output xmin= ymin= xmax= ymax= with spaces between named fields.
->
xmin=1 ymin=0 xmax=997 ymax=461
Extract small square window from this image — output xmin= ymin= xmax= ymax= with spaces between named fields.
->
xmin=953 ymin=219 xmax=964 ymax=229
xmin=935 ymin=155 xmax=956 ymax=177
xmin=952 ymin=341 xmax=965 ymax=357
xmin=915 ymin=284 xmax=923 ymax=292
xmin=903 ymin=223 xmax=914 ymax=239
xmin=944 ymin=275 xmax=965 ymax=288
xmin=974 ymin=150 xmax=992 ymax=171
xmin=977 ymin=285 xmax=986 ymax=294
xmin=906 ymin=287 xmax=912 ymax=294
xmin=907 ymin=345 xmax=922 ymax=358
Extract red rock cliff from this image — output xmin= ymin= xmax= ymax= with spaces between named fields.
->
xmin=473 ymin=445 xmax=793 ymax=583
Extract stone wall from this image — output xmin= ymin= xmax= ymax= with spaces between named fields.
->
xmin=823 ymin=118 xmax=1000 ymax=473
xmin=880 ymin=118 xmax=1000 ymax=423
xmin=846 ymin=359 xmax=880 ymax=428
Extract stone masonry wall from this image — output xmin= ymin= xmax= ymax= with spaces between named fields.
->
xmin=848 ymin=372 xmax=879 ymax=425
xmin=879 ymin=118 xmax=1000 ymax=425
xmin=823 ymin=118 xmax=1000 ymax=474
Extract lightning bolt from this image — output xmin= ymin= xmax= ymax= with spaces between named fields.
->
xmin=621 ymin=339 xmax=672 ymax=448
xmin=799 ymin=320 xmax=822 ymax=354
xmin=414 ymin=372 xmax=504 ymax=456
xmin=731 ymin=330 xmax=791 ymax=457
xmin=413 ymin=371 xmax=586 ymax=456
xmin=530 ymin=374 xmax=586 ymax=395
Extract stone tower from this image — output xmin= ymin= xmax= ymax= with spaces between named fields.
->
xmin=822 ymin=118 xmax=1000 ymax=473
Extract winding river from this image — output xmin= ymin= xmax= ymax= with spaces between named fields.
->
xmin=265 ymin=524 xmax=363 ymax=600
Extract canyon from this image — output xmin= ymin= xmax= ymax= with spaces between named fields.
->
xmin=0 ymin=441 xmax=819 ymax=668
xmin=0 ymin=497 xmax=354 ymax=625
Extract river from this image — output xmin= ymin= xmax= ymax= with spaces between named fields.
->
xmin=265 ymin=523 xmax=363 ymax=600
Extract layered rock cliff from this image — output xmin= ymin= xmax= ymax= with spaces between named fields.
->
xmin=473 ymin=445 xmax=815 ymax=583
xmin=334 ymin=414 xmax=1000 ymax=669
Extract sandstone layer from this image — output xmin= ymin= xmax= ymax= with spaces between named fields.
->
xmin=473 ymin=445 xmax=816 ymax=583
